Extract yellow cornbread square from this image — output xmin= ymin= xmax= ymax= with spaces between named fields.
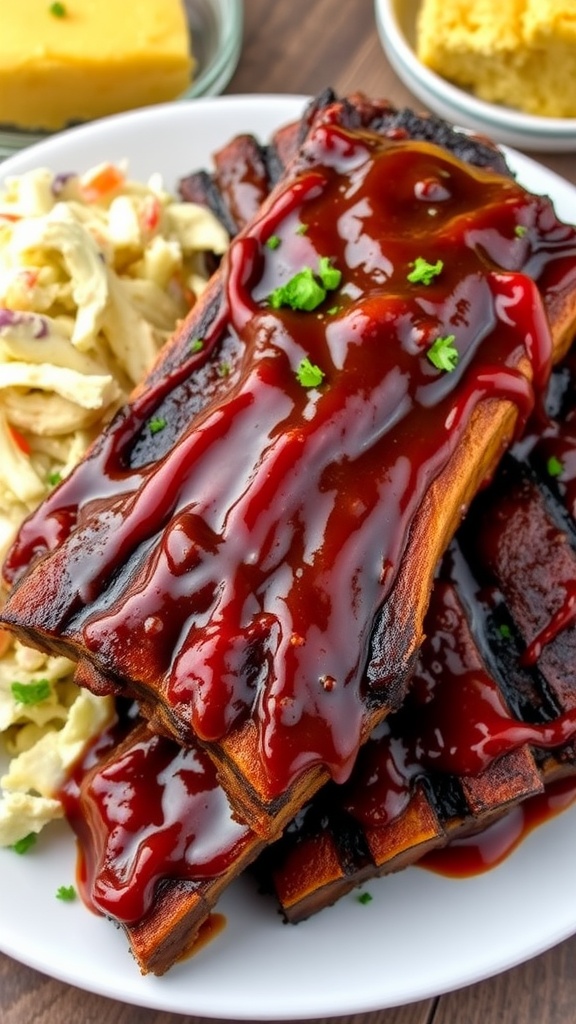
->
xmin=0 ymin=0 xmax=194 ymax=131
xmin=416 ymin=0 xmax=576 ymax=118
xmin=521 ymin=0 xmax=576 ymax=115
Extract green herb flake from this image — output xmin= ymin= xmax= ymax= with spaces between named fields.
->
xmin=217 ymin=362 xmax=231 ymax=377
xmin=407 ymin=256 xmax=444 ymax=285
xmin=56 ymin=885 xmax=76 ymax=902
xmin=326 ymin=305 xmax=342 ymax=316
xmin=427 ymin=334 xmax=459 ymax=372
xmin=295 ymin=357 xmax=325 ymax=388
xmin=11 ymin=833 xmax=37 ymax=855
xmin=190 ymin=337 xmax=204 ymax=353
xmin=10 ymin=679 xmax=51 ymax=706
xmin=547 ymin=454 xmax=564 ymax=478
xmin=148 ymin=416 xmax=167 ymax=435
xmin=296 ymin=223 xmax=308 ymax=235
xmin=268 ymin=257 xmax=341 ymax=313
xmin=266 ymin=234 xmax=281 ymax=250
xmin=46 ymin=470 xmax=62 ymax=487
xmin=49 ymin=1 xmax=67 ymax=15
xmin=498 ymin=623 xmax=512 ymax=639
xmin=357 ymin=891 xmax=373 ymax=905
xmin=515 ymin=225 xmax=528 ymax=238
xmin=269 ymin=268 xmax=326 ymax=312
xmin=318 ymin=256 xmax=342 ymax=291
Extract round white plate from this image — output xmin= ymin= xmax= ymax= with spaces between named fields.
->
xmin=1 ymin=95 xmax=576 ymax=1021
xmin=375 ymin=0 xmax=576 ymax=152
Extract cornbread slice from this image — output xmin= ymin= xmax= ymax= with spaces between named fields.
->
xmin=417 ymin=0 xmax=576 ymax=117
xmin=0 ymin=0 xmax=193 ymax=131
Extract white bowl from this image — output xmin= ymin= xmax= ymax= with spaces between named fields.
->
xmin=374 ymin=0 xmax=576 ymax=152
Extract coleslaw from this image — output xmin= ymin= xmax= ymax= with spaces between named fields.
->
xmin=0 ymin=160 xmax=228 ymax=845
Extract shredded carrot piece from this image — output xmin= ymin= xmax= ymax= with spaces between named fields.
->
xmin=80 ymin=164 xmax=125 ymax=204
xmin=141 ymin=194 xmax=161 ymax=233
xmin=20 ymin=269 xmax=39 ymax=289
xmin=8 ymin=425 xmax=31 ymax=456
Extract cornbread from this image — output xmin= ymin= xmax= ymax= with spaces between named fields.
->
xmin=0 ymin=0 xmax=193 ymax=131
xmin=417 ymin=0 xmax=576 ymax=117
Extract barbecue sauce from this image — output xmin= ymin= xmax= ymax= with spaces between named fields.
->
xmin=5 ymin=119 xmax=576 ymax=797
xmin=421 ymin=775 xmax=576 ymax=877
xmin=420 ymin=774 xmax=573 ymax=880
xmin=60 ymin=721 xmax=256 ymax=923
xmin=341 ymin=580 xmax=576 ymax=831
xmin=63 ymin=576 xmax=576 ymax=926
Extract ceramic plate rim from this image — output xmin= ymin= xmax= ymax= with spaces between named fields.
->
xmin=1 ymin=95 xmax=576 ymax=1020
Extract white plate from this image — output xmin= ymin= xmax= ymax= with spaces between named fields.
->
xmin=375 ymin=0 xmax=576 ymax=152
xmin=1 ymin=95 xmax=576 ymax=1021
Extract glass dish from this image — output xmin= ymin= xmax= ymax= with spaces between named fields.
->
xmin=0 ymin=0 xmax=243 ymax=160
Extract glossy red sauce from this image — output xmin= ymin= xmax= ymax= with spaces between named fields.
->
xmin=5 ymin=119 xmax=576 ymax=797
xmin=60 ymin=723 xmax=256 ymax=923
xmin=343 ymin=581 xmax=576 ymax=829
xmin=421 ymin=775 xmax=576 ymax=877
xmin=64 ymin=569 xmax=576 ymax=925
xmin=531 ymin=405 xmax=576 ymax=522
xmin=521 ymin=579 xmax=576 ymax=665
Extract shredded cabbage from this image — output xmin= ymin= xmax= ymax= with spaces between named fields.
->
xmin=0 ymin=161 xmax=228 ymax=844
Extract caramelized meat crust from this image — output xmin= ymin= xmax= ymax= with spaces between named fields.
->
xmin=63 ymin=361 xmax=576 ymax=971
xmin=6 ymin=95 xmax=575 ymax=974
xmin=262 ymin=362 xmax=576 ymax=920
xmin=3 ymin=94 xmax=576 ymax=845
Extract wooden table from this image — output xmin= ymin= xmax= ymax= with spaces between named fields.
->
xmin=2 ymin=2 xmax=576 ymax=1022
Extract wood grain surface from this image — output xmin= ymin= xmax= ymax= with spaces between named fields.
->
xmin=1 ymin=1 xmax=576 ymax=1021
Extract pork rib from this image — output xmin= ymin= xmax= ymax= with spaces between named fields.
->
xmin=3 ymin=95 xmax=576 ymax=845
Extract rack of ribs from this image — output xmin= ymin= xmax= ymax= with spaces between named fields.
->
xmin=2 ymin=93 xmax=576 ymax=972
xmin=59 ymin=357 xmax=576 ymax=973
xmin=258 ymin=344 xmax=576 ymax=919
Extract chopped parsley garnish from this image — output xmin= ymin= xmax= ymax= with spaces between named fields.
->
xmin=10 ymin=679 xmax=51 ymax=706
xmin=515 ymin=225 xmax=528 ymax=238
xmin=317 ymin=256 xmax=342 ymax=291
xmin=357 ymin=891 xmax=373 ymax=905
xmin=269 ymin=268 xmax=326 ymax=311
xmin=268 ymin=258 xmax=341 ymax=312
xmin=427 ymin=334 xmax=459 ymax=372
xmin=266 ymin=234 xmax=281 ymax=250
xmin=296 ymin=223 xmax=308 ymax=235
xmin=190 ymin=337 xmax=204 ymax=353
xmin=295 ymin=357 xmax=325 ymax=388
xmin=148 ymin=416 xmax=167 ymax=435
xmin=11 ymin=833 xmax=37 ymax=855
xmin=498 ymin=623 xmax=512 ymax=639
xmin=547 ymin=454 xmax=564 ymax=478
xmin=49 ymin=1 xmax=66 ymax=15
xmin=407 ymin=256 xmax=444 ymax=285
xmin=217 ymin=362 xmax=231 ymax=377
xmin=56 ymin=885 xmax=76 ymax=902
xmin=46 ymin=470 xmax=62 ymax=487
